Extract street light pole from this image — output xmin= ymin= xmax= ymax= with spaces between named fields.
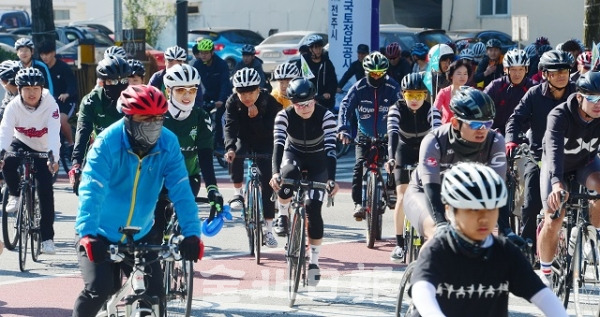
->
xmin=114 ymin=0 xmax=123 ymax=44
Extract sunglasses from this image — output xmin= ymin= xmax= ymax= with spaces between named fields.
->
xmin=368 ymin=70 xmax=386 ymax=79
xmin=403 ymin=91 xmax=427 ymax=101
xmin=293 ymin=100 xmax=314 ymax=108
xmin=104 ymin=78 xmax=129 ymax=86
xmin=582 ymin=94 xmax=600 ymax=103
xmin=173 ymin=87 xmax=199 ymax=94
xmin=459 ymin=119 xmax=494 ymax=130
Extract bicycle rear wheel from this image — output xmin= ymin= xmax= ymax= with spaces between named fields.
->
xmin=366 ymin=172 xmax=379 ymax=249
xmin=572 ymin=225 xmax=600 ymax=317
xmin=31 ymin=188 xmax=41 ymax=262
xmin=552 ymin=226 xmax=572 ymax=308
xmin=18 ymin=190 xmax=29 ymax=272
xmin=2 ymin=185 xmax=18 ymax=250
xmin=287 ymin=207 xmax=305 ymax=307
xmin=253 ymin=186 xmax=262 ymax=264
xmin=164 ymin=259 xmax=194 ymax=316
xmin=395 ymin=262 xmax=416 ymax=317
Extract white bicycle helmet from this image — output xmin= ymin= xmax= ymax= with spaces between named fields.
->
xmin=163 ymin=64 xmax=200 ymax=88
xmin=14 ymin=38 xmax=34 ymax=50
xmin=164 ymin=46 xmax=187 ymax=61
xmin=232 ymin=67 xmax=261 ymax=88
xmin=458 ymin=48 xmax=475 ymax=61
xmin=441 ymin=163 xmax=507 ymax=210
xmin=471 ymin=42 xmax=487 ymax=59
xmin=273 ymin=62 xmax=300 ymax=80
xmin=503 ymin=49 xmax=530 ymax=68
xmin=104 ymin=46 xmax=127 ymax=59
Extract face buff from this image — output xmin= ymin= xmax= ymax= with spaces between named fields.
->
xmin=124 ymin=116 xmax=163 ymax=156
xmin=103 ymin=83 xmax=128 ymax=101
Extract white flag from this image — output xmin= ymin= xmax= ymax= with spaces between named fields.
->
xmin=300 ymin=55 xmax=315 ymax=79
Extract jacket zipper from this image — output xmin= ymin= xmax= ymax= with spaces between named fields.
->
xmin=121 ymin=155 xmax=143 ymax=242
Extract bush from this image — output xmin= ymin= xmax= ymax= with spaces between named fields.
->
xmin=0 ymin=47 xmax=17 ymax=62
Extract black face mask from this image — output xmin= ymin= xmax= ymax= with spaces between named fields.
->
xmin=124 ymin=116 xmax=163 ymax=156
xmin=103 ymin=83 xmax=128 ymax=101
xmin=449 ymin=125 xmax=486 ymax=158
xmin=366 ymin=75 xmax=385 ymax=88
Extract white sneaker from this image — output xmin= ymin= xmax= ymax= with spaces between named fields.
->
xmin=390 ymin=246 xmax=405 ymax=262
xmin=265 ymin=232 xmax=278 ymax=248
xmin=41 ymin=239 xmax=56 ymax=255
xmin=5 ymin=195 xmax=18 ymax=213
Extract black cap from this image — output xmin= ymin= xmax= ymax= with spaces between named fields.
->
xmin=357 ymin=44 xmax=369 ymax=54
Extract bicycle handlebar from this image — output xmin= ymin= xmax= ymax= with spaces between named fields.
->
xmin=109 ymin=234 xmax=184 ymax=263
xmin=549 ymin=190 xmax=600 ymax=220
xmin=279 ymin=177 xmax=334 ymax=207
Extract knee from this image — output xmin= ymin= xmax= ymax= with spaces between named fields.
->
xmin=278 ymin=185 xmax=294 ymax=199
xmin=307 ymin=201 xmax=324 ymax=239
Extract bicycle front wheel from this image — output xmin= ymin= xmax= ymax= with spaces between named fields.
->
xmin=552 ymin=227 xmax=572 ymax=307
xmin=164 ymin=260 xmax=194 ymax=316
xmin=572 ymin=225 xmax=600 ymax=317
xmin=18 ymin=189 xmax=29 ymax=272
xmin=31 ymin=188 xmax=41 ymax=262
xmin=244 ymin=185 xmax=255 ymax=257
xmin=395 ymin=262 xmax=416 ymax=317
xmin=253 ymin=185 xmax=262 ymax=265
xmin=2 ymin=185 xmax=18 ymax=250
xmin=287 ymin=207 xmax=305 ymax=307
xmin=366 ymin=172 xmax=379 ymax=249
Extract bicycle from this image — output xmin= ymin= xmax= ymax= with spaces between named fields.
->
xmin=395 ymin=261 xmax=418 ymax=317
xmin=281 ymin=175 xmax=333 ymax=307
xmin=96 ymin=226 xmax=185 ymax=317
xmin=1 ymin=149 xmax=53 ymax=271
xmin=546 ymin=175 xmax=600 ymax=316
xmin=205 ymin=100 xmax=227 ymax=169
xmin=356 ymin=137 xmax=390 ymax=248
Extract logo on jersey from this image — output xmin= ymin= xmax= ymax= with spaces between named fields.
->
xmin=489 ymin=152 xmax=505 ymax=168
xmin=204 ymin=117 xmax=213 ymax=132
xmin=16 ymin=127 xmax=48 ymax=138
xmin=52 ymin=109 xmax=59 ymax=119
xmin=189 ymin=126 xmax=197 ymax=141
xmin=564 ymin=137 xmax=600 ymax=154
xmin=425 ymin=157 xmax=438 ymax=167
xmin=435 ymin=282 xmax=509 ymax=299
xmin=360 ymin=114 xmax=372 ymax=120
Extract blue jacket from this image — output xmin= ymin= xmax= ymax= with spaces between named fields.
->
xmin=338 ymin=76 xmax=401 ymax=138
xmin=75 ymin=119 xmax=200 ymax=243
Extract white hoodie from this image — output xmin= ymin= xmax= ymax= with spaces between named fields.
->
xmin=0 ymin=89 xmax=61 ymax=157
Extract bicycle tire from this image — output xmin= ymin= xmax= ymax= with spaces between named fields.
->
xmin=31 ymin=188 xmax=41 ymax=262
xmin=287 ymin=206 xmax=305 ymax=307
xmin=395 ymin=262 xmax=416 ymax=317
xmin=2 ymin=185 xmax=18 ymax=250
xmin=244 ymin=185 xmax=255 ymax=257
xmin=253 ymin=185 xmax=262 ymax=264
xmin=164 ymin=259 xmax=194 ymax=317
xmin=552 ymin=226 xmax=572 ymax=308
xmin=572 ymin=225 xmax=600 ymax=317
xmin=366 ymin=172 xmax=378 ymax=249
xmin=18 ymin=189 xmax=29 ymax=272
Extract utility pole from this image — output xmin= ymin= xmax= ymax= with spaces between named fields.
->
xmin=584 ymin=0 xmax=600 ymax=48
xmin=114 ymin=0 xmax=123 ymax=44
xmin=30 ymin=0 xmax=56 ymax=53
xmin=176 ymin=0 xmax=188 ymax=50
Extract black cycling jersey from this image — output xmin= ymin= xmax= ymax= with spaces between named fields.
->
xmin=388 ymin=100 xmax=441 ymax=154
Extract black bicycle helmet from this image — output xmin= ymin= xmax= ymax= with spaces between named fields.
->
xmin=96 ymin=55 xmax=132 ymax=80
xmin=576 ymin=71 xmax=600 ymax=95
xmin=127 ymin=59 xmax=146 ymax=77
xmin=538 ymin=49 xmax=574 ymax=71
xmin=241 ymin=44 xmax=256 ymax=55
xmin=486 ymin=39 xmax=502 ymax=49
xmin=286 ymin=78 xmax=316 ymax=103
xmin=0 ymin=60 xmax=21 ymax=85
xmin=450 ymin=86 xmax=495 ymax=121
xmin=400 ymin=72 xmax=427 ymax=91
xmin=15 ymin=67 xmax=45 ymax=87
xmin=304 ymin=34 xmax=324 ymax=47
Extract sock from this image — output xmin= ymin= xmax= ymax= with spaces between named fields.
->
xmin=266 ymin=219 xmax=273 ymax=233
xmin=540 ymin=261 xmax=552 ymax=275
xmin=234 ymin=187 xmax=243 ymax=196
xmin=396 ymin=235 xmax=404 ymax=247
xmin=278 ymin=201 xmax=290 ymax=217
xmin=310 ymin=245 xmax=321 ymax=266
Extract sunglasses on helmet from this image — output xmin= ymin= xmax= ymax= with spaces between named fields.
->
xmin=104 ymin=78 xmax=129 ymax=86
xmin=459 ymin=119 xmax=494 ymax=130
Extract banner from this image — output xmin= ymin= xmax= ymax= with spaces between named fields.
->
xmin=328 ymin=0 xmax=373 ymax=81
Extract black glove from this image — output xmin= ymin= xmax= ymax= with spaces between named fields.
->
xmin=207 ymin=189 xmax=223 ymax=221
xmin=79 ymin=235 xmax=107 ymax=263
xmin=179 ymin=236 xmax=204 ymax=261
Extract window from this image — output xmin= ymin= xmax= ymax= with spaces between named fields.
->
xmin=54 ymin=10 xmax=70 ymax=20
xmin=480 ymin=0 xmax=508 ymax=16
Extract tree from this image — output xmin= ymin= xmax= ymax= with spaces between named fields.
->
xmin=30 ymin=0 xmax=56 ymax=53
xmin=584 ymin=0 xmax=600 ymax=48
xmin=123 ymin=0 xmax=174 ymax=47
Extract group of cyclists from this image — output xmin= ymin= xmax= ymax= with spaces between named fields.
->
xmin=1 ymin=30 xmax=600 ymax=315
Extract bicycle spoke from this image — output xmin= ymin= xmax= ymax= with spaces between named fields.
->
xmin=287 ymin=209 xmax=304 ymax=307
xmin=573 ymin=227 xmax=600 ymax=316
xmin=164 ymin=260 xmax=194 ymax=317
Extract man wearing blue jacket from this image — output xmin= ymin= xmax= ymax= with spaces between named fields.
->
xmin=72 ymin=85 xmax=203 ymax=317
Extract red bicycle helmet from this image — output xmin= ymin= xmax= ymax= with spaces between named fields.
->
xmin=386 ymin=42 xmax=401 ymax=59
xmin=119 ymin=85 xmax=167 ymax=116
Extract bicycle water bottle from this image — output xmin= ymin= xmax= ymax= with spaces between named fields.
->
xmin=132 ymin=269 xmax=145 ymax=293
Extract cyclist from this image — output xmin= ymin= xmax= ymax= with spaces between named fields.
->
xmin=338 ymin=51 xmax=401 ymax=220
xmin=104 ymin=46 xmax=127 ymax=59
xmin=385 ymin=42 xmax=411 ymax=85
xmin=304 ymin=35 xmax=338 ymax=111
xmin=505 ymin=50 xmax=575 ymax=253
xmin=538 ymin=71 xmax=600 ymax=282
xmin=0 ymin=68 xmax=60 ymax=254
xmin=72 ymin=85 xmax=203 ymax=317
xmin=153 ymin=63 xmax=223 ymax=241
xmin=531 ymin=45 xmax=554 ymax=83
xmin=473 ymin=39 xmax=504 ymax=89
xmin=127 ymin=59 xmax=146 ymax=85
xmin=387 ymin=72 xmax=441 ymax=261
xmin=559 ymin=39 xmax=584 ymax=74
xmin=223 ymin=68 xmax=282 ymax=247
xmin=524 ymin=44 xmax=539 ymax=78
xmin=70 ymin=56 xmax=132 ymax=194
xmin=410 ymin=163 xmax=567 ymax=317
xmin=149 ymin=46 xmax=203 ymax=103
xmin=337 ymin=43 xmax=369 ymax=92
xmin=0 ymin=60 xmax=20 ymax=119
xmin=38 ymin=41 xmax=78 ymax=150
xmin=428 ymin=43 xmax=455 ymax=102
xmin=571 ymin=50 xmax=592 ymax=82
xmin=484 ymin=49 xmax=535 ymax=134
xmin=403 ymin=87 xmax=521 ymax=245
xmin=233 ymin=44 xmax=267 ymax=88
xmin=410 ymin=43 xmax=429 ymax=73
xmin=471 ymin=42 xmax=486 ymax=66
xmin=270 ymin=78 xmax=339 ymax=285
xmin=433 ymin=59 xmax=473 ymax=123
xmin=14 ymin=38 xmax=53 ymax=95
xmin=271 ymin=62 xmax=300 ymax=109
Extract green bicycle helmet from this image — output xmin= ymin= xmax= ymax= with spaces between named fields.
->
xmin=197 ymin=39 xmax=214 ymax=51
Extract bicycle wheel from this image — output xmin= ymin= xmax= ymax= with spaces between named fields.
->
xmin=164 ymin=259 xmax=194 ymax=316
xmin=552 ymin=226 xmax=572 ymax=308
xmin=2 ymin=185 xmax=18 ymax=250
xmin=287 ymin=207 xmax=305 ymax=307
xmin=244 ymin=184 xmax=255 ymax=256
xmin=365 ymin=172 xmax=379 ymax=249
xmin=572 ymin=225 xmax=600 ymax=317
xmin=395 ymin=262 xmax=416 ymax=317
xmin=18 ymin=188 xmax=29 ymax=272
xmin=253 ymin=185 xmax=262 ymax=264
xmin=31 ymin=188 xmax=41 ymax=262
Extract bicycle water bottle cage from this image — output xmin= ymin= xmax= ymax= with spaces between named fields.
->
xmin=250 ymin=166 xmax=259 ymax=177
xmin=201 ymin=205 xmax=232 ymax=237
